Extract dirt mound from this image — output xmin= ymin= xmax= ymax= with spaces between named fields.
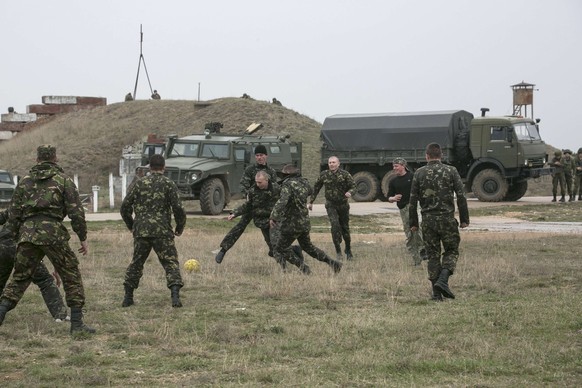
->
xmin=0 ymin=98 xmax=322 ymax=192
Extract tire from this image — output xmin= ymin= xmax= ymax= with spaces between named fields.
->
xmin=380 ymin=171 xmax=398 ymax=199
xmin=471 ymin=169 xmax=508 ymax=202
xmin=352 ymin=171 xmax=380 ymax=202
xmin=200 ymin=178 xmax=226 ymax=215
xmin=503 ymin=180 xmax=528 ymax=201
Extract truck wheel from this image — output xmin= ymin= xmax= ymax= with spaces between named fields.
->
xmin=471 ymin=169 xmax=508 ymax=202
xmin=352 ymin=171 xmax=379 ymax=202
xmin=380 ymin=171 xmax=397 ymax=200
xmin=504 ymin=180 xmax=528 ymax=201
xmin=200 ymin=178 xmax=226 ymax=215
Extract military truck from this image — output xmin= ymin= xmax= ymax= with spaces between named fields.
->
xmin=139 ymin=132 xmax=302 ymax=215
xmin=320 ymin=108 xmax=551 ymax=202
xmin=0 ymin=170 xmax=15 ymax=207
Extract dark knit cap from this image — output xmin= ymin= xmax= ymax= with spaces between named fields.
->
xmin=254 ymin=144 xmax=268 ymax=155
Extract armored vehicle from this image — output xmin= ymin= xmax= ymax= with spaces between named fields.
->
xmin=320 ymin=109 xmax=551 ymax=202
xmin=0 ymin=170 xmax=15 ymax=206
xmin=140 ymin=132 xmax=302 ymax=215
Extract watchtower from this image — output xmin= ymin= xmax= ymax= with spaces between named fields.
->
xmin=511 ymin=81 xmax=536 ymax=118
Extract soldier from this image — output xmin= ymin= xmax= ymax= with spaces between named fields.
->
xmin=227 ymin=170 xmax=309 ymax=273
xmin=272 ymin=98 xmax=282 ymax=106
xmin=151 ymin=90 xmax=161 ymax=100
xmin=386 ymin=158 xmax=426 ymax=266
xmin=125 ymin=92 xmax=134 ymax=101
xmin=270 ymin=165 xmax=342 ymax=273
xmin=573 ymin=148 xmax=582 ymax=201
xmin=309 ymin=156 xmax=356 ymax=260
xmin=409 ymin=143 xmax=469 ymax=301
xmin=120 ymin=154 xmax=187 ymax=308
xmin=549 ymin=150 xmax=566 ymax=202
xmin=0 ymin=145 xmax=95 ymax=334
xmin=214 ymin=144 xmax=277 ymax=263
xmin=0 ymin=209 xmax=69 ymax=322
xmin=561 ymin=149 xmax=576 ymax=201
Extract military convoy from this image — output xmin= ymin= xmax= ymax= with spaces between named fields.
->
xmin=139 ymin=130 xmax=302 ymax=215
xmin=320 ymin=108 xmax=552 ymax=202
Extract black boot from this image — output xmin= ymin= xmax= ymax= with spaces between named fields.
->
xmin=434 ymin=269 xmax=455 ymax=299
xmin=559 ymin=195 xmax=566 ymax=202
xmin=70 ymin=307 xmax=96 ymax=334
xmin=569 ymin=195 xmax=575 ymax=202
xmin=215 ymin=248 xmax=227 ymax=264
xmin=579 ymin=196 xmax=582 ymax=201
xmin=0 ymin=299 xmax=15 ymax=326
xmin=170 ymin=285 xmax=182 ymax=308
xmin=122 ymin=285 xmax=134 ymax=307
xmin=430 ymin=280 xmax=443 ymax=301
xmin=551 ymin=196 xmax=557 ymax=202
xmin=323 ymin=255 xmax=342 ymax=273
xmin=345 ymin=247 xmax=353 ymax=260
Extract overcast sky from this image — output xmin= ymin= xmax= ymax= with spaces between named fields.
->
xmin=1 ymin=0 xmax=580 ymax=150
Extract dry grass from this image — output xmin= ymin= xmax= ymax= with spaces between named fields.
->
xmin=1 ymin=214 xmax=581 ymax=386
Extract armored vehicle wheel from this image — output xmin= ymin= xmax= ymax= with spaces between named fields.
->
xmin=352 ymin=171 xmax=379 ymax=202
xmin=471 ymin=169 xmax=508 ymax=202
xmin=503 ymin=180 xmax=528 ymax=201
xmin=200 ymin=178 xmax=226 ymax=215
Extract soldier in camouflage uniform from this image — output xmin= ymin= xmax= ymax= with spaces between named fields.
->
xmin=0 ymin=145 xmax=95 ymax=334
xmin=227 ymin=170 xmax=309 ymax=273
xmin=549 ymin=150 xmax=566 ymax=202
xmin=120 ymin=154 xmax=187 ymax=308
xmin=309 ymin=156 xmax=356 ymax=260
xmin=561 ymin=149 xmax=576 ymax=201
xmin=215 ymin=144 xmax=277 ymax=264
xmin=409 ymin=143 xmax=469 ymax=301
xmin=573 ymin=148 xmax=582 ymax=201
xmin=270 ymin=165 xmax=342 ymax=273
xmin=0 ymin=209 xmax=69 ymax=322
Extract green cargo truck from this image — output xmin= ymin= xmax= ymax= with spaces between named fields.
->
xmin=320 ymin=108 xmax=551 ymax=202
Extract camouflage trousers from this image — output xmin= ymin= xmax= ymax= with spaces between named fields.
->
xmin=274 ymin=228 xmax=330 ymax=268
xmin=564 ymin=174 xmax=574 ymax=196
xmin=1 ymin=241 xmax=85 ymax=309
xmin=268 ymin=225 xmax=306 ymax=270
xmin=325 ymin=202 xmax=351 ymax=253
xmin=552 ymin=173 xmax=566 ymax=197
xmin=220 ymin=213 xmax=252 ymax=251
xmin=399 ymin=204 xmax=425 ymax=265
xmin=421 ymin=216 xmax=460 ymax=281
xmin=574 ymin=175 xmax=582 ymax=197
xmin=1 ymin=249 xmax=67 ymax=319
xmin=124 ymin=237 xmax=183 ymax=290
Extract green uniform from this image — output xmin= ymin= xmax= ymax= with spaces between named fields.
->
xmin=310 ymin=168 xmax=356 ymax=256
xmin=574 ymin=155 xmax=582 ymax=199
xmin=1 ymin=161 xmax=88 ymax=309
xmin=549 ymin=156 xmax=566 ymax=198
xmin=120 ymin=171 xmax=186 ymax=290
xmin=271 ymin=174 xmax=341 ymax=272
xmin=409 ymin=160 xmax=469 ymax=281
xmin=562 ymin=154 xmax=576 ymax=197
xmin=219 ymin=163 xmax=277 ymax=252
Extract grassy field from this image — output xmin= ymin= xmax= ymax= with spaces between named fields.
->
xmin=1 ymin=207 xmax=582 ymax=386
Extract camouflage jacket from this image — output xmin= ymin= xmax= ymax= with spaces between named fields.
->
xmin=233 ymin=181 xmax=280 ymax=229
xmin=0 ymin=209 xmax=15 ymax=253
xmin=271 ymin=175 xmax=312 ymax=234
xmin=549 ymin=156 xmax=564 ymax=175
xmin=310 ymin=168 xmax=356 ymax=205
xmin=240 ymin=163 xmax=278 ymax=196
xmin=6 ymin=162 xmax=87 ymax=245
xmin=576 ymin=157 xmax=582 ymax=176
xmin=409 ymin=160 xmax=469 ymax=227
xmin=562 ymin=156 xmax=576 ymax=176
xmin=120 ymin=171 xmax=186 ymax=238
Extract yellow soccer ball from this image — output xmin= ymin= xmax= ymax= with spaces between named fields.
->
xmin=184 ymin=259 xmax=200 ymax=273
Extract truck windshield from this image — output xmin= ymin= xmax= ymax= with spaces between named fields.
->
xmin=513 ymin=122 xmax=541 ymax=141
xmin=169 ymin=142 xmax=199 ymax=157
xmin=0 ymin=172 xmax=13 ymax=183
xmin=201 ymin=143 xmax=229 ymax=159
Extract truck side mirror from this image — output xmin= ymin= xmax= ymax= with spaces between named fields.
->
xmin=506 ymin=128 xmax=513 ymax=143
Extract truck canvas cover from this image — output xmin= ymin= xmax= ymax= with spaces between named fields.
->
xmin=321 ymin=110 xmax=474 ymax=151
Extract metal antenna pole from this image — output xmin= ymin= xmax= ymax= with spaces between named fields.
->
xmin=132 ymin=24 xmax=155 ymax=99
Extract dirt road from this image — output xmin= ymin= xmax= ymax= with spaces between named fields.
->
xmin=87 ymin=196 xmax=582 ymax=234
